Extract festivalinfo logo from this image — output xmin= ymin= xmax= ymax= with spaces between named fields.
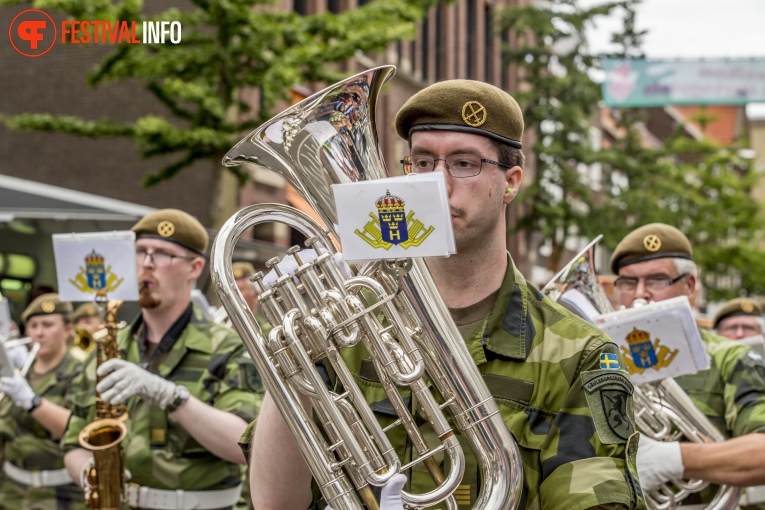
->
xmin=9 ymin=9 xmax=182 ymax=57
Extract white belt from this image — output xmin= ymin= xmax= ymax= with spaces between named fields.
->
xmin=3 ymin=460 xmax=73 ymax=488
xmin=742 ymin=485 xmax=765 ymax=506
xmin=124 ymin=483 xmax=242 ymax=510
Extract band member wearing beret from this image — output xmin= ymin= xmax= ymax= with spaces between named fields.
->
xmin=714 ymin=297 xmax=764 ymax=341
xmin=248 ymin=80 xmax=645 ymax=509
xmin=61 ymin=209 xmax=263 ymax=510
xmin=612 ymin=223 xmax=765 ymax=508
xmin=0 ymin=294 xmax=85 ymax=509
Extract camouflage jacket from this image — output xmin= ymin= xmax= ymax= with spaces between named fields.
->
xmin=61 ymin=304 xmax=264 ymax=492
xmin=311 ymin=255 xmax=645 ymax=510
xmin=674 ymin=328 xmax=765 ymax=507
xmin=0 ymin=351 xmax=84 ymax=509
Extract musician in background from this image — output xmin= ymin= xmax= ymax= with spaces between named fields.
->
xmin=611 ymin=223 xmax=765 ymax=508
xmin=71 ymin=303 xmax=101 ymax=336
xmin=713 ymin=297 xmax=764 ymax=341
xmin=61 ymin=209 xmax=263 ymax=510
xmin=248 ymin=80 xmax=645 ymax=509
xmin=0 ymin=294 xmax=85 ymax=509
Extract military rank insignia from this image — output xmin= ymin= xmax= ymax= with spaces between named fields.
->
xmin=618 ymin=327 xmax=679 ymax=375
xmin=355 ymin=189 xmax=434 ymax=250
xmin=68 ymin=249 xmax=124 ymax=297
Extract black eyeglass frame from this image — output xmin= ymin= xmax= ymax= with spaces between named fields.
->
xmin=400 ymin=154 xmax=509 ymax=178
xmin=136 ymin=248 xmax=196 ymax=266
xmin=613 ymin=273 xmax=689 ymax=293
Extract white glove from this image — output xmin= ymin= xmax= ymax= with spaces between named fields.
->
xmin=326 ymin=473 xmax=407 ymax=510
xmin=0 ymin=373 xmax=36 ymax=410
xmin=96 ymin=359 xmax=176 ymax=408
xmin=636 ymin=434 xmax=685 ymax=491
xmin=261 ymin=249 xmax=351 ymax=290
xmin=7 ymin=342 xmax=29 ymax=370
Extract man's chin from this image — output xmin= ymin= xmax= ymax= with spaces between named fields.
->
xmin=138 ymin=294 xmax=161 ymax=309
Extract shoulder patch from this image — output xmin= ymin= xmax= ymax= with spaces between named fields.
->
xmin=599 ymin=352 xmax=622 ymax=370
xmin=581 ymin=369 xmax=635 ymax=444
xmin=746 ymin=350 xmax=763 ymax=363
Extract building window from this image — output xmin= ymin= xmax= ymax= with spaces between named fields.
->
xmin=466 ymin=0 xmax=476 ymax=79
xmin=484 ymin=6 xmax=494 ymax=82
xmin=293 ymin=0 xmax=308 ymax=15
xmin=328 ymin=0 xmax=341 ymax=13
xmin=421 ymin=14 xmax=430 ymax=81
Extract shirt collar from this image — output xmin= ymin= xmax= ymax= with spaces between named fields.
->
xmin=478 ymin=253 xmax=533 ymax=361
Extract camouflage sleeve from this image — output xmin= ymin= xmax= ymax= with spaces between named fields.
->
xmin=717 ymin=342 xmax=765 ymax=437
xmin=538 ymin=340 xmax=646 ymax=510
xmin=211 ymin=343 xmax=264 ymax=424
xmin=60 ymin=352 xmax=98 ymax=455
xmin=238 ymin=418 xmax=257 ymax=467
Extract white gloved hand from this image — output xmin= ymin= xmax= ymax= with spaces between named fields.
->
xmin=636 ymin=433 xmax=685 ymax=491
xmin=96 ymin=359 xmax=176 ymax=408
xmin=0 ymin=373 xmax=36 ymax=410
xmin=326 ymin=473 xmax=407 ymax=510
xmin=7 ymin=342 xmax=29 ymax=370
xmin=261 ymin=249 xmax=351 ymax=291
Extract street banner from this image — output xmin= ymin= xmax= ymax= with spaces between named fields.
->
xmin=332 ymin=172 xmax=455 ymax=262
xmin=53 ymin=231 xmax=139 ymax=302
xmin=602 ymin=58 xmax=765 ymax=107
xmin=594 ymin=296 xmax=710 ymax=385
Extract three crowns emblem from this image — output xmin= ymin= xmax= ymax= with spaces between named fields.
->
xmin=355 ymin=189 xmax=434 ymax=250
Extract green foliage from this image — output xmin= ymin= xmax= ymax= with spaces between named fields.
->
xmin=497 ymin=0 xmax=623 ymax=269
xmin=498 ymin=0 xmax=765 ymax=299
xmin=2 ymin=0 xmax=440 ymax=187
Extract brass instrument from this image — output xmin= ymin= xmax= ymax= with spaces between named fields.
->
xmin=542 ymin=237 xmax=740 ymax=510
xmin=78 ymin=300 xmax=128 ymax=510
xmin=73 ymin=326 xmax=96 ymax=355
xmin=211 ymin=65 xmax=523 ymax=510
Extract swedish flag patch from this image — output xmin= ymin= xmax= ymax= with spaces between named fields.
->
xmin=600 ymin=353 xmax=621 ymax=370
xmin=747 ymin=350 xmax=763 ymax=363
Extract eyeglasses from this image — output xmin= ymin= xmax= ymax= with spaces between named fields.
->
xmin=614 ymin=273 xmax=688 ymax=294
xmin=400 ymin=153 xmax=508 ymax=178
xmin=718 ymin=322 xmax=762 ymax=335
xmin=136 ymin=248 xmax=195 ymax=267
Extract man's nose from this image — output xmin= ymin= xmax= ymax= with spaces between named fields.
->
xmin=633 ymin=279 xmax=651 ymax=301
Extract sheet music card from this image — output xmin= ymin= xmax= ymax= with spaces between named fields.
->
xmin=595 ymin=296 xmax=710 ymax=385
xmin=53 ymin=231 xmax=139 ymax=302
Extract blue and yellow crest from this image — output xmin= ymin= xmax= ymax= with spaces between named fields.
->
xmin=355 ymin=189 xmax=434 ymax=250
xmin=68 ymin=250 xmax=124 ymax=297
xmin=619 ymin=327 xmax=679 ymax=375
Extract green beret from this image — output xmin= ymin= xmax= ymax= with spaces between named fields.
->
xmin=232 ymin=262 xmax=256 ymax=280
xmin=611 ymin=223 xmax=693 ymax=274
xmin=21 ymin=293 xmax=72 ymax=324
xmin=395 ymin=80 xmax=524 ymax=149
xmin=132 ymin=209 xmax=208 ymax=256
xmin=713 ymin=297 xmax=763 ymax=328
xmin=71 ymin=302 xmax=100 ymax=323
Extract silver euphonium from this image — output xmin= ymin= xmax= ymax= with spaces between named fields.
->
xmin=210 ymin=65 xmax=523 ymax=510
xmin=542 ymin=236 xmax=740 ymax=510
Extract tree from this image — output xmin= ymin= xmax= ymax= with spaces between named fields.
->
xmin=1 ymin=0 xmax=442 ymax=225
xmin=496 ymin=0 xmax=624 ymax=272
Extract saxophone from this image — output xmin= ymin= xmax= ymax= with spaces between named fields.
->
xmin=78 ymin=300 xmax=128 ymax=510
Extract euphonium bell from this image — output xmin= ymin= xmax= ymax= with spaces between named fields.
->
xmin=542 ymin=237 xmax=740 ymax=510
xmin=212 ymin=65 xmax=523 ymax=510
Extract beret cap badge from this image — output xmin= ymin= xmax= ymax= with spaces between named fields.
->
xmin=41 ymin=301 xmax=56 ymax=313
xmin=461 ymin=101 xmax=487 ymax=127
xmin=157 ymin=221 xmax=175 ymax=238
xmin=742 ymin=299 xmax=755 ymax=313
xmin=643 ymin=234 xmax=662 ymax=252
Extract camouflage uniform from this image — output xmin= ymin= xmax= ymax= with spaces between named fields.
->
xmin=304 ymin=256 xmax=645 ymax=509
xmin=62 ymin=304 xmax=263 ymax=509
xmin=674 ymin=328 xmax=765 ymax=508
xmin=0 ymin=352 xmax=84 ymax=510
